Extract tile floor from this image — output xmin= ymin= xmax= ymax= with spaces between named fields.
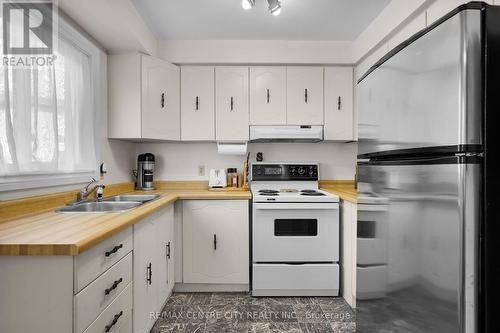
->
xmin=151 ymin=292 xmax=356 ymax=333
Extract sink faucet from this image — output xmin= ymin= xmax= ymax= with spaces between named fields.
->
xmin=78 ymin=177 xmax=106 ymax=203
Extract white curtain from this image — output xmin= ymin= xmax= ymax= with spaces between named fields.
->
xmin=0 ymin=37 xmax=97 ymax=179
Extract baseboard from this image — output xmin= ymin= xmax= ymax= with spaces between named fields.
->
xmin=173 ymin=283 xmax=249 ymax=292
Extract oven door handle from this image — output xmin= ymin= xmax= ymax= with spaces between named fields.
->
xmin=254 ymin=203 xmax=339 ymax=210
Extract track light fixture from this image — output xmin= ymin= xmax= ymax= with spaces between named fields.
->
xmin=241 ymin=0 xmax=255 ymax=10
xmin=267 ymin=0 xmax=281 ymax=16
xmin=241 ymin=0 xmax=282 ymax=16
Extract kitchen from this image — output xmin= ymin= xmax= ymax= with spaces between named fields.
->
xmin=0 ymin=1 xmax=498 ymax=333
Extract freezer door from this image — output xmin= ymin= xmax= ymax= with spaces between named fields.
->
xmin=358 ymin=9 xmax=482 ymax=156
xmin=356 ymin=157 xmax=480 ymax=333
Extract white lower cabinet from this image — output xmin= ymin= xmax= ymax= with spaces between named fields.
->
xmin=340 ymin=200 xmax=357 ymax=308
xmin=182 ymin=200 xmax=249 ymax=286
xmin=134 ymin=205 xmax=174 ymax=333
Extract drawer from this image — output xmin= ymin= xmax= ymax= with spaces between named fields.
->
xmin=82 ymin=283 xmax=132 ymax=333
xmin=75 ymin=226 xmax=133 ymax=293
xmin=252 ymin=263 xmax=339 ymax=296
xmin=75 ymin=252 xmax=133 ymax=333
xmin=357 ymin=238 xmax=387 ymax=265
xmin=356 ymin=265 xmax=388 ymax=300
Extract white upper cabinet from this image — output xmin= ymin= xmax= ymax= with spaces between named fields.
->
xmin=108 ymin=53 xmax=180 ymax=141
xmin=286 ymin=67 xmax=324 ymax=125
xmin=324 ymin=67 xmax=355 ymax=141
xmin=249 ymin=67 xmax=286 ymax=125
xmin=215 ymin=67 xmax=249 ymax=141
xmin=142 ymin=56 xmax=180 ymax=140
xmin=181 ymin=66 xmax=215 ymax=141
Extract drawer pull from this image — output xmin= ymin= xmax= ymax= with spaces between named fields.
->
xmin=105 ymin=244 xmax=123 ymax=257
xmin=166 ymin=241 xmax=171 ymax=259
xmin=104 ymin=278 xmax=123 ymax=296
xmin=104 ymin=310 xmax=123 ymax=332
xmin=147 ymin=263 xmax=152 ymax=285
xmin=213 ymin=234 xmax=217 ymax=250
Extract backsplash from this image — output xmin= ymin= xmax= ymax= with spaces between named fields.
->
xmin=136 ymin=142 xmax=357 ymax=180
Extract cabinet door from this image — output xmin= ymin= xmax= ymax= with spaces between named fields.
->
xmin=155 ymin=205 xmax=175 ymax=309
xmin=286 ymin=67 xmax=324 ymax=125
xmin=324 ymin=67 xmax=354 ymax=140
xmin=133 ymin=214 xmax=159 ymax=333
xmin=142 ymin=55 xmax=180 ymax=140
xmin=181 ymin=66 xmax=215 ymax=140
xmin=183 ymin=200 xmax=249 ymax=284
xmin=249 ymin=67 xmax=286 ymax=125
xmin=215 ymin=67 xmax=249 ymax=141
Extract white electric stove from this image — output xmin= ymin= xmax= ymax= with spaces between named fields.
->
xmin=250 ymin=162 xmax=340 ymax=297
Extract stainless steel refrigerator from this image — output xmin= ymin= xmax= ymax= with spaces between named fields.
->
xmin=356 ymin=2 xmax=500 ymax=332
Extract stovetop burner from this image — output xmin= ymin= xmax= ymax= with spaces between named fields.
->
xmin=300 ymin=189 xmax=326 ymax=196
xmin=259 ymin=189 xmax=279 ymax=194
xmin=301 ymin=189 xmax=318 ymax=193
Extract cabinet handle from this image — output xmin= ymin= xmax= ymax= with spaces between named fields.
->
xmin=104 ymin=311 xmax=123 ymax=332
xmin=161 ymin=92 xmax=165 ymax=108
xmin=195 ymin=96 xmax=199 ymax=110
xmin=266 ymin=89 xmax=270 ymax=104
xmin=105 ymin=244 xmax=123 ymax=257
xmin=166 ymin=241 xmax=171 ymax=259
xmin=147 ymin=263 xmax=152 ymax=285
xmin=337 ymin=96 xmax=342 ymax=110
xmin=104 ymin=278 xmax=123 ymax=295
xmin=213 ymin=234 xmax=217 ymax=250
xmin=304 ymin=89 xmax=308 ymax=103
xmin=230 ymin=96 xmax=234 ymax=111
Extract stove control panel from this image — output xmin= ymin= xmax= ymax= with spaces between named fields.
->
xmin=252 ymin=163 xmax=319 ymax=181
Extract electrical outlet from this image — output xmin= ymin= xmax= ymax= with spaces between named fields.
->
xmin=198 ymin=165 xmax=205 ymax=176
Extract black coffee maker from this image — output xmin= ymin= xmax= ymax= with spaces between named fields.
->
xmin=135 ymin=153 xmax=155 ymax=190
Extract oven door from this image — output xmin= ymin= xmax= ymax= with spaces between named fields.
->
xmin=253 ymin=202 xmax=339 ymax=262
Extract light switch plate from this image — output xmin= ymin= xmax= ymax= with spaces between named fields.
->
xmin=198 ymin=165 xmax=205 ymax=176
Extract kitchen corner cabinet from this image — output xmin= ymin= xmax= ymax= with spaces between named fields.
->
xmin=183 ymin=200 xmax=249 ymax=285
xmin=324 ymin=67 xmax=355 ymax=141
xmin=215 ymin=67 xmax=249 ymax=141
xmin=340 ymin=200 xmax=357 ymax=308
xmin=249 ymin=67 xmax=287 ymax=125
xmin=134 ymin=205 xmax=174 ymax=333
xmin=286 ymin=67 xmax=324 ymax=125
xmin=108 ymin=53 xmax=180 ymax=141
xmin=181 ymin=66 xmax=215 ymax=140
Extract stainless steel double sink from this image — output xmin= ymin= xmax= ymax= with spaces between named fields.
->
xmin=57 ymin=194 xmax=160 ymax=213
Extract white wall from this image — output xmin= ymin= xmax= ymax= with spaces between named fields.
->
xmin=59 ymin=0 xmax=158 ymax=56
xmin=158 ymin=40 xmax=354 ymax=65
xmin=136 ymin=142 xmax=357 ymax=181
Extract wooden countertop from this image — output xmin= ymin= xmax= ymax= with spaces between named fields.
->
xmin=0 ymin=187 xmax=251 ymax=256
xmin=320 ymin=181 xmax=357 ymax=203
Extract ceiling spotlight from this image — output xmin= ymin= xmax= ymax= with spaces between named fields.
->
xmin=267 ymin=0 xmax=281 ymax=15
xmin=241 ymin=0 xmax=255 ymax=10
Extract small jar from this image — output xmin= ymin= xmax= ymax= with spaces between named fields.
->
xmin=227 ymin=168 xmax=237 ymax=187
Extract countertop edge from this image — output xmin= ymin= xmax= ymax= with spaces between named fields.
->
xmin=0 ymin=190 xmax=251 ymax=256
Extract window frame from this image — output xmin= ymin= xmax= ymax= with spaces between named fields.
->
xmin=0 ymin=16 xmax=102 ymax=192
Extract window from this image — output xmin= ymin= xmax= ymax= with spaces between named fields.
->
xmin=0 ymin=17 xmax=101 ymax=191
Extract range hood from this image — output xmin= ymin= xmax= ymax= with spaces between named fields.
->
xmin=249 ymin=125 xmax=324 ymax=142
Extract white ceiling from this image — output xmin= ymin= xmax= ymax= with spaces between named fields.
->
xmin=131 ymin=0 xmax=391 ymax=41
